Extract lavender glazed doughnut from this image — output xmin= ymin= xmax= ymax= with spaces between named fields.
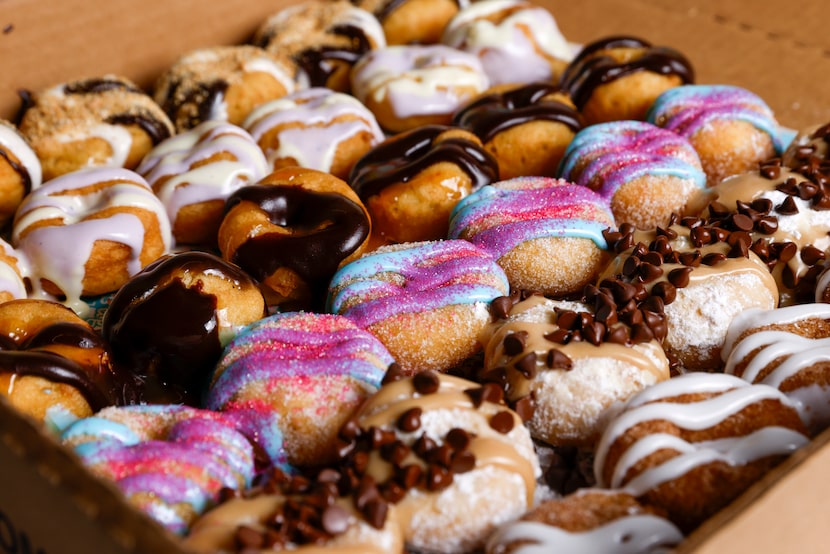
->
xmin=353 ymin=0 xmax=464 ymax=45
xmin=61 ymin=404 xmax=257 ymax=535
xmin=17 ymin=75 xmax=174 ymax=181
xmin=647 ymin=84 xmax=788 ymax=187
xmin=137 ymin=120 xmax=269 ymax=247
xmin=327 ymin=239 xmax=510 ymax=375
xmin=558 ymin=120 xmax=707 ymax=229
xmin=206 ymin=312 xmax=394 ymax=468
xmin=0 ymin=120 xmax=41 ymax=227
xmin=448 ymin=176 xmax=614 ymax=297
xmin=243 ymin=87 xmax=385 ymax=180
xmin=441 ymin=0 xmax=574 ymax=86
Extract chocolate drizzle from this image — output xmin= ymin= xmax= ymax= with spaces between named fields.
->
xmin=560 ymin=35 xmax=695 ymax=110
xmin=348 ymin=125 xmax=499 ymax=200
xmin=63 ymin=77 xmax=143 ymax=96
xmin=294 ymin=24 xmax=373 ymax=87
xmin=106 ymin=112 xmax=172 ymax=145
xmin=159 ymin=79 xmax=229 ymax=131
xmin=452 ymin=82 xmax=583 ymax=143
xmin=0 ymin=146 xmax=32 ymax=196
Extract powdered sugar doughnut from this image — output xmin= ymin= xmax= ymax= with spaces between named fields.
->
xmin=594 ymin=372 xmax=808 ymax=532
xmin=327 ymin=240 xmax=510 ymax=375
xmin=243 ymin=87 xmax=385 ymax=180
xmin=137 ymin=120 xmax=269 ymax=247
xmin=0 ymin=238 xmax=28 ymax=304
xmin=61 ymin=404 xmax=257 ymax=535
xmin=206 ymin=312 xmax=393 ymax=468
xmin=0 ymin=120 xmax=41 ymax=226
xmin=647 ymin=84 xmax=787 ymax=186
xmin=448 ymin=176 xmax=614 ymax=297
xmin=441 ymin=0 xmax=574 ymax=86
xmin=351 ymin=44 xmax=489 ymax=133
xmin=558 ymin=120 xmax=707 ymax=229
xmin=12 ymin=166 xmax=172 ymax=316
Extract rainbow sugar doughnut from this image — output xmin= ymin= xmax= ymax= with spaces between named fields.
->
xmin=647 ymin=84 xmax=788 ymax=187
xmin=448 ymin=176 xmax=614 ymax=297
xmin=327 ymin=239 xmax=510 ymax=375
xmin=557 ymin=120 xmax=707 ymax=229
xmin=61 ymin=404 xmax=257 ymax=535
xmin=206 ymin=312 xmax=393 ymax=469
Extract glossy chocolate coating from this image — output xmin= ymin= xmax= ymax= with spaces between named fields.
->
xmin=295 ymin=24 xmax=373 ymax=87
xmin=63 ymin=77 xmax=143 ymax=96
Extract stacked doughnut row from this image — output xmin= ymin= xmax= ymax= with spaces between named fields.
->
xmin=0 ymin=0 xmax=828 ymax=552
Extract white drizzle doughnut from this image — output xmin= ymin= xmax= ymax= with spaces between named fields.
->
xmin=0 ymin=238 xmax=28 ymax=303
xmin=11 ymin=167 xmax=172 ymax=316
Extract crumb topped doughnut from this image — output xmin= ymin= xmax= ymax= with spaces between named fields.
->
xmin=137 ymin=120 xmax=269 ymax=247
xmin=154 ymin=45 xmax=306 ymax=132
xmin=0 ymin=119 xmax=41 ymax=226
xmin=351 ymin=44 xmax=489 ymax=133
xmin=594 ymin=372 xmax=809 ymax=532
xmin=17 ymin=76 xmax=174 ymax=181
xmin=327 ymin=240 xmax=510 ymax=375
xmin=441 ymin=0 xmax=574 ymax=86
xmin=448 ymin=177 xmax=614 ymax=297
xmin=252 ymin=0 xmax=386 ymax=93
xmin=353 ymin=0 xmax=464 ymax=45
xmin=560 ymin=36 xmax=694 ymax=125
xmin=243 ymin=87 xmax=385 ymax=180
xmin=647 ymin=84 xmax=787 ymax=187
xmin=218 ymin=167 xmax=371 ymax=311
xmin=11 ymin=166 xmax=172 ymax=315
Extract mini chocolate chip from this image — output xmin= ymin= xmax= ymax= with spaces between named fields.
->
xmin=450 ymin=450 xmax=476 ymax=474
xmin=489 ymin=410 xmax=515 ymax=433
xmin=751 ymin=238 xmax=771 ymax=260
xmin=782 ymin=265 xmax=798 ymax=289
xmin=352 ymin=451 xmax=370 ymax=474
xmin=622 ymin=256 xmax=641 ymax=277
xmin=800 ymin=182 xmax=819 ymax=199
xmin=321 ymin=505 xmax=351 ymax=535
xmin=543 ymin=328 xmax=570 ymax=344
xmin=813 ymin=193 xmax=830 ymax=210
xmin=669 ymin=266 xmax=693 ymax=288
xmin=638 ymin=262 xmax=663 ymax=283
xmin=651 ymin=281 xmax=677 ymax=304
xmin=381 ymin=441 xmax=411 ymax=465
xmin=363 ymin=498 xmax=388 ymax=529
xmin=556 ymin=309 xmax=579 ymax=330
xmin=706 ymin=202 xmax=729 ymax=218
xmin=381 ymin=362 xmax=406 ymax=385
xmin=546 ymin=348 xmax=573 ymax=370
xmin=631 ymin=323 xmax=655 ymax=343
xmin=395 ymin=464 xmax=423 ymax=490
xmin=583 ymin=321 xmax=605 ymax=345
xmin=427 ymin=464 xmax=454 ymax=491
xmin=678 ymin=250 xmax=701 ymax=267
xmin=649 ymin=236 xmax=672 ymax=257
xmin=690 ymin=226 xmax=711 ymax=246
xmin=602 ymin=228 xmax=623 ymax=245
xmin=427 ymin=443 xmax=453 ymax=468
xmin=491 ymin=296 xmax=514 ymax=319
xmin=772 ymin=241 xmax=798 ymax=263
xmin=655 ymin=226 xmax=678 ymax=240
xmin=728 ymin=238 xmax=749 ymax=258
xmin=380 ymin=481 xmax=407 ymax=503
xmin=413 ymin=435 xmax=437 ymax=457
xmin=503 ymin=331 xmax=528 ymax=356
xmin=730 ymin=213 xmax=754 ymax=231
xmin=606 ymin=325 xmax=629 ymax=344
xmin=801 ymin=245 xmax=826 ymax=266
xmin=445 ymin=428 xmax=471 ymax=451
xmin=776 ymin=195 xmax=799 ymax=215
xmin=614 ymin=232 xmax=635 ymax=252
xmin=514 ymin=351 xmax=537 ymax=379
xmin=339 ymin=419 xmax=361 ymax=441
xmin=640 ymin=251 xmax=663 ymax=267
xmin=595 ymin=301 xmax=618 ymax=325
xmin=701 ymin=252 xmax=727 ymax=266
xmin=478 ymin=367 xmax=508 ymax=386
xmin=413 ymin=371 xmax=441 ymax=395
xmin=513 ymin=394 xmax=536 ymax=422
xmin=760 ymin=162 xmax=781 ymax=180
xmin=370 ymin=427 xmax=397 ymax=449
xmin=756 ymin=216 xmax=778 ymax=234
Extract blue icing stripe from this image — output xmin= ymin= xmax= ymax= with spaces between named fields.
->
xmin=468 ymin=218 xmax=610 ymax=259
xmin=61 ymin=416 xmax=140 ymax=447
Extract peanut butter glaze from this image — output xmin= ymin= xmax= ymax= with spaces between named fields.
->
xmin=452 ymin=82 xmax=583 ymax=143
xmin=348 ymin=125 xmax=498 ymax=200
xmin=560 ymin=36 xmax=694 ymax=111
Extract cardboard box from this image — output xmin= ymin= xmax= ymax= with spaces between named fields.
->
xmin=1 ymin=0 xmax=829 ymax=552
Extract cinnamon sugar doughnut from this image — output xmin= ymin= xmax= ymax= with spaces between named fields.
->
xmin=647 ymin=84 xmax=787 ymax=187
xmin=154 ymin=45 xmax=306 ymax=132
xmin=327 ymin=239 xmax=510 ymax=375
xmin=441 ymin=0 xmax=574 ymax=86
xmin=560 ymin=36 xmax=694 ymax=125
xmin=252 ymin=0 xmax=386 ymax=93
xmin=594 ymin=372 xmax=809 ymax=532
xmin=479 ymin=292 xmax=670 ymax=447
xmin=0 ymin=120 xmax=41 ymax=226
xmin=349 ymin=125 xmax=497 ymax=246
xmin=486 ymin=489 xmax=683 ymax=554
xmin=218 ymin=167 xmax=371 ymax=311
xmin=353 ymin=0 xmax=463 ymax=45
xmin=137 ymin=120 xmax=269 ymax=247
xmin=17 ymin=76 xmax=174 ymax=181
xmin=0 ymin=238 xmax=28 ymax=304
xmin=557 ymin=120 xmax=707 ymax=229
xmin=351 ymin=44 xmax=489 ymax=133
xmin=11 ymin=166 xmax=172 ymax=316
xmin=448 ymin=176 xmax=614 ymax=297
xmin=243 ymin=87 xmax=385 ymax=180
xmin=336 ymin=371 xmax=540 ymax=553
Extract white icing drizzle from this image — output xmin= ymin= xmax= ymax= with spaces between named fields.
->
xmin=486 ymin=514 xmax=683 ymax=554
xmin=0 ymin=238 xmax=28 ymax=300
xmin=0 ymin=124 xmax=42 ymax=190
xmin=722 ymin=303 xmax=830 ymax=359
xmin=242 ymin=55 xmax=302 ymax=95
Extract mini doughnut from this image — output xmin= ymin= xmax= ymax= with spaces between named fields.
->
xmin=17 ymin=75 xmax=174 ymax=181
xmin=594 ymin=372 xmax=809 ymax=532
xmin=327 ymin=239 xmax=510 ymax=375
xmin=137 ymin=120 xmax=269 ymax=247
xmin=448 ymin=176 xmax=614 ymax=297
xmin=0 ymin=238 xmax=28 ymax=304
xmin=0 ymin=119 xmax=41 ymax=226
xmin=601 ymin=215 xmax=779 ymax=371
xmin=557 ymin=120 xmax=707 ymax=229
xmin=184 ymin=466 xmax=404 ymax=553
xmin=349 ymin=125 xmax=498 ymax=245
xmin=560 ymin=36 xmax=694 ymax=125
xmin=206 ymin=312 xmax=394 ymax=468
xmin=485 ymin=489 xmax=684 ymax=554
xmin=781 ymin=121 xmax=830 ymax=169
xmin=102 ymin=250 xmax=266 ymax=406
xmin=723 ymin=304 xmax=830 ymax=434
xmin=452 ymin=82 xmax=583 ymax=180
xmin=0 ymin=299 xmax=126 ymax=431
xmin=243 ymin=87 xmax=385 ymax=180
xmin=352 ymin=0 xmax=463 ymax=45
xmin=218 ymin=167 xmax=371 ymax=311
xmin=479 ymin=292 xmax=670 ymax=447
xmin=61 ymin=404 xmax=257 ymax=535
xmin=11 ymin=166 xmax=172 ymax=316
xmin=441 ymin=0 xmax=574 ymax=86
xmin=252 ymin=0 xmax=386 ymax=93
xmin=351 ymin=44 xmax=490 ymax=133
xmin=154 ymin=45 xmax=306 ymax=132
xmin=336 ymin=371 xmax=540 ymax=553
xmin=647 ymin=84 xmax=788 ymax=187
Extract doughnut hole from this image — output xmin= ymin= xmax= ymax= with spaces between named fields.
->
xmin=690 ymin=120 xmax=776 ymax=187
xmin=581 ymin=71 xmax=684 ymax=125
xmin=611 ymin=174 xmax=707 ymax=230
